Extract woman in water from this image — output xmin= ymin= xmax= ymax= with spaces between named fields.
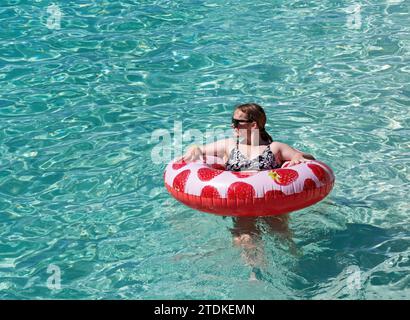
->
xmin=178 ymin=103 xmax=315 ymax=277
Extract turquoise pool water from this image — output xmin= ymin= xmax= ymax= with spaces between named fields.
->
xmin=0 ymin=0 xmax=409 ymax=299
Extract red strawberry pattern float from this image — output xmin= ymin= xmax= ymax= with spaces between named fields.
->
xmin=164 ymin=156 xmax=335 ymax=217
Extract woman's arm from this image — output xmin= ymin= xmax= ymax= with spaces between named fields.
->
xmin=199 ymin=138 xmax=233 ymax=158
xmin=272 ymin=142 xmax=315 ymax=166
xmin=178 ymin=138 xmax=233 ymax=162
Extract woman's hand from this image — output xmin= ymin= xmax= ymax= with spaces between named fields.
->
xmin=288 ymin=152 xmax=310 ymax=166
xmin=175 ymin=145 xmax=203 ymax=163
xmin=274 ymin=142 xmax=316 ymax=167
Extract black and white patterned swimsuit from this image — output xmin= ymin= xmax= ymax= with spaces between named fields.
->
xmin=225 ymin=142 xmax=282 ymax=171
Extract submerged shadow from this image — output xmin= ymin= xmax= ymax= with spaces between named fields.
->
xmin=227 ymin=214 xmax=298 ymax=279
xmin=226 ymin=214 xmax=410 ymax=286
xmin=295 ymin=223 xmax=408 ymax=278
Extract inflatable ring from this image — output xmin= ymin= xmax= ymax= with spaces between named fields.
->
xmin=164 ymin=156 xmax=335 ymax=217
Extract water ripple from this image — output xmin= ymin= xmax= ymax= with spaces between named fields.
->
xmin=0 ymin=0 xmax=409 ymax=299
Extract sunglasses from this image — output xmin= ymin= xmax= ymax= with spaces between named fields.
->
xmin=231 ymin=117 xmax=253 ymax=128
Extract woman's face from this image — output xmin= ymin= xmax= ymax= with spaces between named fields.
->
xmin=231 ymin=110 xmax=257 ymax=139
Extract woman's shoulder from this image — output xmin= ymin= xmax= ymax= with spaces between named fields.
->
xmin=269 ymin=141 xmax=282 ymax=151
xmin=225 ymin=137 xmax=236 ymax=150
xmin=269 ymin=141 xmax=284 ymax=165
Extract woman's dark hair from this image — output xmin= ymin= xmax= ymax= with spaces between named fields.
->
xmin=234 ymin=103 xmax=273 ymax=144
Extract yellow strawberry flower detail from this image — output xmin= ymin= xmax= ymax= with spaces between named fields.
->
xmin=268 ymin=170 xmax=281 ymax=183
